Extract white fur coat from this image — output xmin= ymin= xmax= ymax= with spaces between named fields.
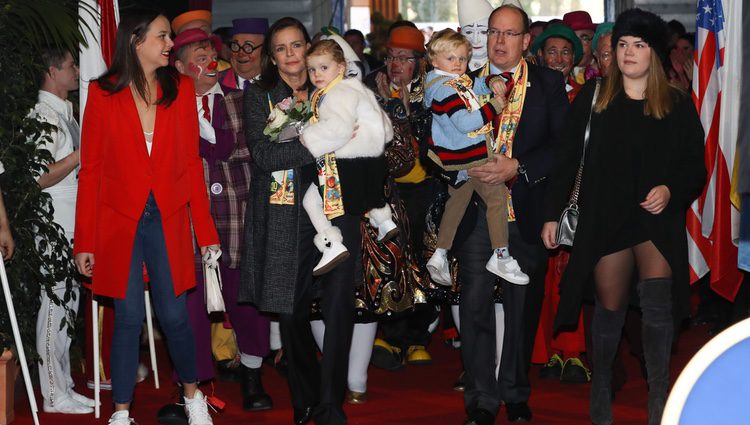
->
xmin=302 ymin=78 xmax=393 ymax=159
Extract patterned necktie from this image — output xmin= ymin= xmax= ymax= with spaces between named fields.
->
xmin=201 ymin=95 xmax=211 ymax=121
xmin=243 ymin=79 xmax=250 ymax=91
xmin=493 ymin=72 xmax=515 ymax=138
xmin=500 ymin=72 xmax=515 ymax=95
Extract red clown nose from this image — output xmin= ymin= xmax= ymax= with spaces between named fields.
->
xmin=208 ymin=60 xmax=218 ymax=71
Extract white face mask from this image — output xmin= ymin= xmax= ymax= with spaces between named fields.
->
xmin=460 ymin=19 xmax=489 ymax=71
xmin=346 ymin=60 xmax=363 ymax=81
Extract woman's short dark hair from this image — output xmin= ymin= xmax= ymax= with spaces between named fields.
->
xmin=257 ymin=17 xmax=311 ymax=90
xmin=97 ymin=8 xmax=178 ymax=107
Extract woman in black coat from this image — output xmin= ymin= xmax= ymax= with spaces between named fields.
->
xmin=239 ymin=17 xmax=359 ymax=424
xmin=541 ymin=9 xmax=706 ymax=425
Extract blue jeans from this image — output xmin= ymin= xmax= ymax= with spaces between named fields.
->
xmin=111 ymin=193 xmax=197 ymax=404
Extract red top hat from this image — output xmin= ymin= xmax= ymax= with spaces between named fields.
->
xmin=563 ymin=11 xmax=597 ymax=32
xmin=173 ymin=28 xmax=211 ymax=54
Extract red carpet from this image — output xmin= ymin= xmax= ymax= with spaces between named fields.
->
xmin=11 ymin=324 xmax=711 ymax=424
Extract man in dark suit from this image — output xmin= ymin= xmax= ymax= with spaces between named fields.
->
xmin=457 ymin=5 xmax=569 ymax=424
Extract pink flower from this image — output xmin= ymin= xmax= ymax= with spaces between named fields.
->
xmin=277 ymin=97 xmax=294 ymax=111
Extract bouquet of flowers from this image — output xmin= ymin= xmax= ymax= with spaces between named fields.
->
xmin=263 ymin=96 xmax=313 ymax=142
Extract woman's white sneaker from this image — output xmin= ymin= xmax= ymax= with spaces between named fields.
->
xmin=184 ymin=389 xmax=213 ymax=425
xmin=108 ymin=410 xmax=135 ymax=424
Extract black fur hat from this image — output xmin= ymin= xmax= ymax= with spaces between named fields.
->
xmin=612 ymin=8 xmax=670 ymax=66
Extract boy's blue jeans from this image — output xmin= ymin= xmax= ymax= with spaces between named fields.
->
xmin=111 ymin=193 xmax=197 ymax=404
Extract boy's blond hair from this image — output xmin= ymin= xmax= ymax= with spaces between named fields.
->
xmin=426 ymin=28 xmax=471 ymax=64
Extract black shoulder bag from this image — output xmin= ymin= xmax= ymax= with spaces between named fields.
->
xmin=555 ymin=79 xmax=601 ymax=247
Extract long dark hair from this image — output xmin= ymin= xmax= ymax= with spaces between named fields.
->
xmin=594 ymin=50 xmax=675 ymax=119
xmin=97 ymin=8 xmax=178 ymax=107
xmin=257 ymin=17 xmax=311 ymax=90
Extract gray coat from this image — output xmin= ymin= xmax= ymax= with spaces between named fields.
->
xmin=238 ymin=81 xmax=315 ymax=314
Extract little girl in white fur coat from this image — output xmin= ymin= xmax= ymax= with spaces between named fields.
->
xmin=300 ymin=38 xmax=396 ymax=275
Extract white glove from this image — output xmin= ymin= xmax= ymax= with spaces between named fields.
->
xmin=199 ymin=115 xmax=216 ymax=144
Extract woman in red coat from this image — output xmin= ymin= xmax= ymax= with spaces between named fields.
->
xmin=73 ymin=9 xmax=219 ymax=425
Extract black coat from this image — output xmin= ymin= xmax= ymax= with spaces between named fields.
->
xmin=238 ymin=80 xmax=316 ymax=314
xmin=461 ymin=63 xmax=569 ymax=244
xmin=545 ymin=80 xmax=707 ymax=330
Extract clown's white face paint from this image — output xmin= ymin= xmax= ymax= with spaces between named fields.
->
xmin=460 ymin=18 xmax=489 ymax=71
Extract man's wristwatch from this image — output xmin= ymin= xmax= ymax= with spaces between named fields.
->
xmin=517 ymin=161 xmax=529 ymax=183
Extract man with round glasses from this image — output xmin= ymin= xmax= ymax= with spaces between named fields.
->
xmin=220 ymin=17 xmax=269 ymax=90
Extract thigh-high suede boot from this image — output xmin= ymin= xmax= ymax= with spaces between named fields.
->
xmin=637 ymin=278 xmax=673 ymax=425
xmin=590 ymin=302 xmax=626 ymax=425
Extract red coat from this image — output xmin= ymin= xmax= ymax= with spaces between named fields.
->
xmin=74 ymin=75 xmax=219 ymax=299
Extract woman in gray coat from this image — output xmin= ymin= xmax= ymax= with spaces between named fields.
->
xmin=239 ymin=17 xmax=359 ymax=425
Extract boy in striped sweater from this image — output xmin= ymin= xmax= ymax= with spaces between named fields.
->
xmin=424 ymin=29 xmax=528 ymax=286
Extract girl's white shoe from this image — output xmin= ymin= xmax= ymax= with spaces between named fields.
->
xmin=313 ymin=227 xmax=350 ymax=276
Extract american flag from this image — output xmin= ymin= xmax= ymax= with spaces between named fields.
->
xmin=687 ymin=0 xmax=743 ymax=300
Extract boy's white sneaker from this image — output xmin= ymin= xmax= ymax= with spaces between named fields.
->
xmin=485 ymin=254 xmax=529 ymax=285
xmin=427 ymin=251 xmax=452 ymax=286
xmin=184 ymin=389 xmax=213 ymax=425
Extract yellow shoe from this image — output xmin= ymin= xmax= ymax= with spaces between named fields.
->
xmin=406 ymin=345 xmax=432 ymax=365
xmin=371 ymin=338 xmax=404 ymax=371
xmin=373 ymin=337 xmax=391 ymax=351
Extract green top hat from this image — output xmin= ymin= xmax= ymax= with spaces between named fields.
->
xmin=531 ymin=24 xmax=584 ymax=66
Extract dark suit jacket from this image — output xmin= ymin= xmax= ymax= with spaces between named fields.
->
xmin=465 ymin=62 xmax=569 ymax=243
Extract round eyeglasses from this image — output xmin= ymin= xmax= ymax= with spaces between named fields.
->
xmin=231 ymin=41 xmax=261 ymax=54
xmin=384 ymin=56 xmax=417 ymax=64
